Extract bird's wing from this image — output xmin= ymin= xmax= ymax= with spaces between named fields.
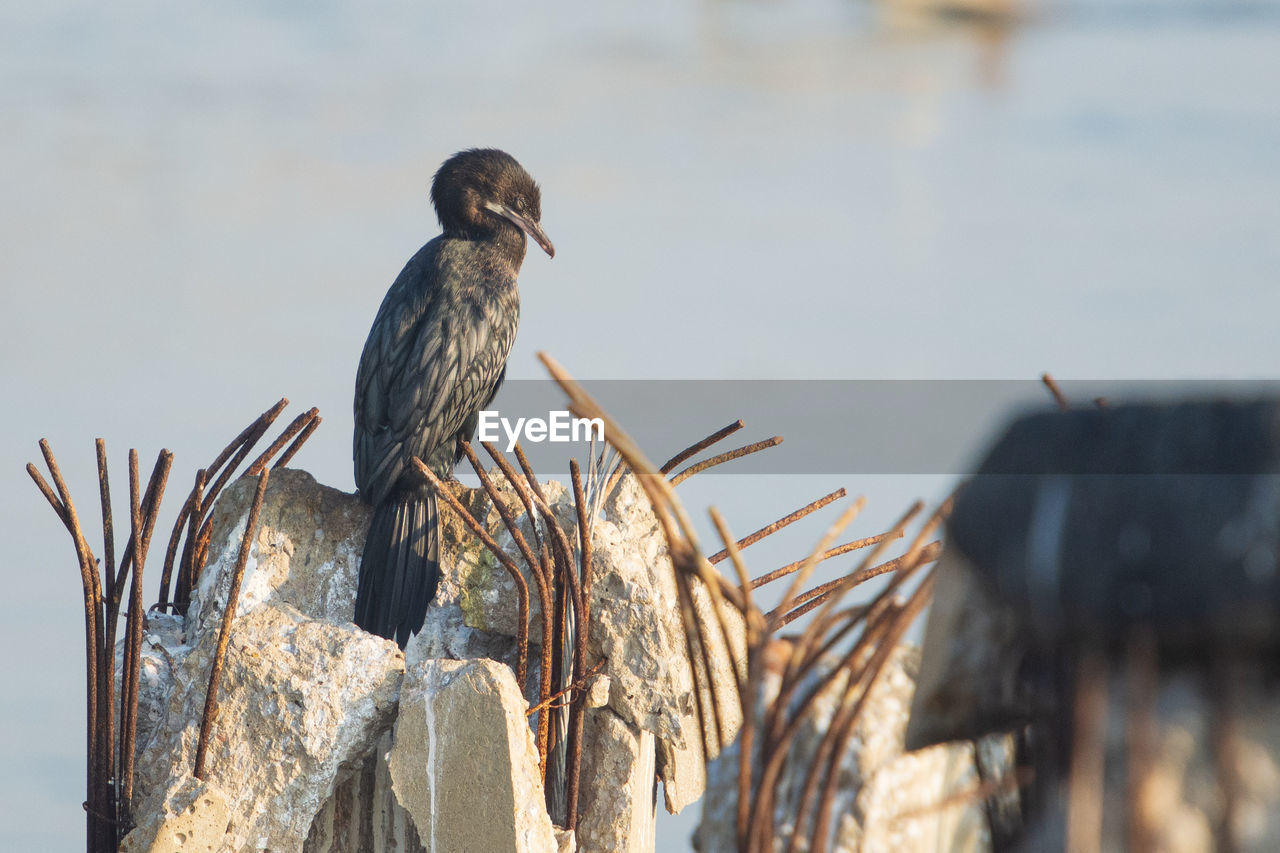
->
xmin=354 ymin=243 xmax=517 ymax=504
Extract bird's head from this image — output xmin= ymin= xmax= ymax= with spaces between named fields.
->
xmin=431 ymin=148 xmax=555 ymax=258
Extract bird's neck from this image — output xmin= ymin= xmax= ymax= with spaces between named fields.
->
xmin=446 ymin=223 xmax=527 ymax=273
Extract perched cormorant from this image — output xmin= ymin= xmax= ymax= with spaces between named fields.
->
xmin=353 ymin=148 xmax=554 ymax=647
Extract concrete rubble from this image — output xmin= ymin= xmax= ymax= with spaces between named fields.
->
xmin=123 ymin=471 xmax=404 ymax=853
xmin=117 ymin=467 xmax=745 ymax=852
xmin=388 ymin=658 xmax=557 ymax=853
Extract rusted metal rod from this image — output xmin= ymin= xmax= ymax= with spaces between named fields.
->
xmin=204 ymin=398 xmax=289 ymax=481
xmin=247 ymin=407 xmax=319 ymax=476
xmin=274 ymin=414 xmax=321 ymax=470
xmin=709 ymin=507 xmax=764 ymax=852
xmin=659 ymin=419 xmax=745 ymax=475
xmin=1042 ymin=373 xmax=1070 ymax=411
xmin=33 ymin=440 xmax=103 ymax=850
xmin=708 ymin=488 xmax=846 ymax=566
xmin=535 ymin=543 xmax=555 ymax=776
xmin=748 ymin=530 xmax=904 ymax=591
xmin=194 ymin=469 xmax=270 ymax=780
xmin=119 ymin=450 xmax=148 ymax=824
xmin=526 ymin=658 xmax=607 ymax=716
xmin=785 ymin=609 xmax=901 ymax=853
xmin=475 ymin=441 xmax=557 ymax=776
xmin=154 ymin=469 xmax=202 ymax=612
xmin=564 ymin=458 xmax=592 ymax=832
xmin=93 ymin=442 xmax=119 ymax=837
xmin=771 ymin=498 xmax=869 ymax=632
xmin=480 ymin=441 xmax=545 ymax=555
xmin=27 ymin=463 xmax=69 ymax=527
xmin=669 ymin=436 xmax=784 ymax=486
xmin=459 ymin=441 xmax=546 ymax=701
xmin=767 ymin=542 xmax=942 ymax=626
xmin=410 ymin=459 xmax=531 ymax=690
xmin=808 ymin=576 xmax=936 ymax=853
xmin=459 ymin=442 xmax=542 ymax=588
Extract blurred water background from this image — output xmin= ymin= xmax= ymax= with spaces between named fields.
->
xmin=3 ymin=0 xmax=1279 ymax=848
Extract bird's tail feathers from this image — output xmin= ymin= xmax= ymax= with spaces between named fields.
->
xmin=354 ymin=491 xmax=439 ymax=648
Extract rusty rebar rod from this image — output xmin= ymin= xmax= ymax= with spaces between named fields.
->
xmin=111 ymin=449 xmax=171 ymax=601
xmin=182 ymin=399 xmax=293 ymax=603
xmin=194 ymin=469 xmax=270 ymax=780
xmin=93 ymin=441 xmax=118 ymax=837
xmin=771 ymin=498 xmax=868 ymax=632
xmin=539 ymin=353 xmax=713 ymax=558
xmin=785 ymin=608 xmax=901 ymax=853
xmin=659 ymin=419 xmax=745 ymax=475
xmin=510 ymin=446 xmax=589 ymax=702
xmin=96 ymin=441 xmax=116 ymax=631
xmin=475 ymin=441 xmax=557 ymax=774
xmin=668 ymin=436 xmax=784 ymax=486
xmin=480 ymin=442 xmax=546 ymax=556
xmin=773 ymin=501 xmax=939 ymax=737
xmin=204 ymin=398 xmax=289 ymax=482
xmin=535 ymin=543 xmax=555 ymax=776
xmin=758 ymin=509 xmax=939 ymax=845
xmin=459 ymin=441 xmax=544 ymax=694
xmin=708 ymin=488 xmax=846 ymax=566
xmin=459 ymin=442 xmax=542 ymax=584
xmin=274 ymin=414 xmax=321 ymax=470
xmin=536 ymin=352 xmax=750 ymax=770
xmin=564 ymin=458 xmax=592 ymax=832
xmin=173 ymin=470 xmax=209 ymax=615
xmin=119 ymin=450 xmax=148 ymax=825
xmin=748 ymin=530 xmax=904 ymax=591
xmin=27 ymin=463 xmax=69 ymax=527
xmin=114 ymin=442 xmax=175 ymax=804
xmin=247 ymin=407 xmax=319 ymax=476
xmin=809 ymin=576 xmax=935 ymax=853
xmin=526 ymin=658 xmax=607 ymax=717
xmin=1042 ymin=373 xmax=1070 ymax=411
xmin=411 ymin=459 xmax=531 ymax=690
xmin=709 ymin=508 xmax=764 ymax=852
xmin=768 ymin=542 xmax=942 ymax=626
xmin=32 ymin=440 xmax=103 ymax=850
xmin=154 ymin=469 xmax=202 ymax=612
xmin=748 ymin=612 xmax=893 ymax=852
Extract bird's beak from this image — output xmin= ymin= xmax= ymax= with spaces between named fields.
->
xmin=486 ymin=201 xmax=555 ymax=258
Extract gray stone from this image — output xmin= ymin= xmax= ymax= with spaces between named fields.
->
xmin=575 ymin=707 xmax=656 ymax=853
xmin=585 ymin=674 xmax=611 ymax=709
xmin=119 ymin=777 xmax=232 ymax=853
xmin=388 ymin=658 xmax=556 ymax=853
xmin=186 ymin=469 xmax=371 ymax=637
xmin=303 ymin=733 xmax=424 ymax=853
xmin=132 ymin=605 xmax=404 ymax=853
xmin=128 ymin=471 xmax=404 ymax=853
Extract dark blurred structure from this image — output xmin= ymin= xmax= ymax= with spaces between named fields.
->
xmin=907 ymin=400 xmax=1280 ymax=851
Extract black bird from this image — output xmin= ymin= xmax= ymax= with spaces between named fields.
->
xmin=353 ymin=148 xmax=554 ymax=648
